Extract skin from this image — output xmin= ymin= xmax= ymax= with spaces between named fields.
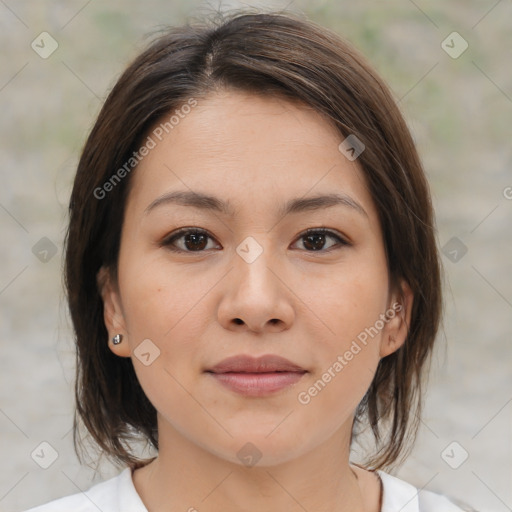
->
xmin=98 ymin=89 xmax=413 ymax=512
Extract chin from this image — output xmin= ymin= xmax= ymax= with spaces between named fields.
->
xmin=205 ymin=425 xmax=313 ymax=468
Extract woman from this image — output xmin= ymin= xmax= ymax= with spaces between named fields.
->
xmin=27 ymin=10 xmax=471 ymax=512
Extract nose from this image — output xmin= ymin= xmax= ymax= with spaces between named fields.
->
xmin=216 ymin=239 xmax=295 ymax=334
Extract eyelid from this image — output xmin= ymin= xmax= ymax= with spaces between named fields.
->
xmin=298 ymin=227 xmax=350 ymax=246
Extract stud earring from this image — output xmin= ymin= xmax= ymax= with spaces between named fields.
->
xmin=112 ymin=334 xmax=123 ymax=345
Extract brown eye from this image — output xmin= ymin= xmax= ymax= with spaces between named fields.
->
xmin=293 ymin=228 xmax=349 ymax=252
xmin=162 ymin=228 xmax=220 ymax=252
xmin=162 ymin=227 xmax=349 ymax=254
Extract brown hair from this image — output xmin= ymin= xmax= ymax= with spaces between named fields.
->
xmin=64 ymin=9 xmax=442 ymax=470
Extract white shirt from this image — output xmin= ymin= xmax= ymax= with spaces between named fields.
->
xmin=25 ymin=467 xmax=467 ymax=512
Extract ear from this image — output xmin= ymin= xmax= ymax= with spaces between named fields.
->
xmin=96 ymin=266 xmax=131 ymax=358
xmin=379 ymin=279 xmax=414 ymax=358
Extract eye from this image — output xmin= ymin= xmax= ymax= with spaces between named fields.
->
xmin=161 ymin=227 xmax=349 ymax=254
xmin=292 ymin=228 xmax=349 ymax=252
xmin=161 ymin=228 xmax=220 ymax=253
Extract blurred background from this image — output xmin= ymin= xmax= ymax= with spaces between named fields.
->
xmin=0 ymin=1 xmax=511 ymax=511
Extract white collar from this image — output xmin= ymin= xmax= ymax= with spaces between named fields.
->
xmin=377 ymin=470 xmax=420 ymax=512
xmin=116 ymin=467 xmax=447 ymax=512
xmin=117 ymin=467 xmax=147 ymax=511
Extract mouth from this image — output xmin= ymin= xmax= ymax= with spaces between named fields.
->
xmin=205 ymin=354 xmax=307 ymax=396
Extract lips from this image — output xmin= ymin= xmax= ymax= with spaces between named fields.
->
xmin=207 ymin=354 xmax=306 ymax=374
xmin=205 ymin=354 xmax=307 ymax=396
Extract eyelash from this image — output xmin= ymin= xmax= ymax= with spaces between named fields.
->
xmin=161 ymin=227 xmax=350 ymax=254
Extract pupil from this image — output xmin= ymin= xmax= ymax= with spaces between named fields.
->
xmin=185 ymin=233 xmax=207 ymax=250
xmin=305 ymin=234 xmax=325 ymax=251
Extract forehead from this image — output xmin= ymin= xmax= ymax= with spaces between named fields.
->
xmin=125 ymin=90 xmax=377 ymax=222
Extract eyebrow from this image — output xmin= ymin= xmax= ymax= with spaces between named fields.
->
xmin=144 ymin=190 xmax=367 ymax=218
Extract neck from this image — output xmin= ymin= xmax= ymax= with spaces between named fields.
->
xmin=133 ymin=418 xmax=379 ymax=512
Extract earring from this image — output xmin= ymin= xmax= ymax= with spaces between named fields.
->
xmin=112 ymin=334 xmax=123 ymax=345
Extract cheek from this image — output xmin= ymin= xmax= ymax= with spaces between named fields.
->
xmin=295 ymin=299 xmax=383 ymax=435
xmin=117 ymin=255 xmax=214 ymax=396
xmin=298 ymin=259 xmax=388 ymax=407
xmin=118 ymin=253 xmax=211 ymax=341
xmin=313 ymin=261 xmax=389 ymax=346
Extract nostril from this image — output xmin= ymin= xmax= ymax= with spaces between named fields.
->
xmin=233 ymin=318 xmax=244 ymax=325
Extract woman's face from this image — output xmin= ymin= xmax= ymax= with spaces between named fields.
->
xmin=100 ymin=90 xmax=412 ymax=466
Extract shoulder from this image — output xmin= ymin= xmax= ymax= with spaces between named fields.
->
xmin=24 ymin=468 xmax=147 ymax=512
xmin=377 ymin=470 xmax=471 ymax=512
